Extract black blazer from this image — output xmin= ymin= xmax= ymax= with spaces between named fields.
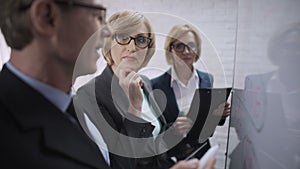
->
xmin=0 ymin=65 xmax=110 ymax=169
xmin=151 ymin=69 xmax=220 ymax=159
xmin=74 ymin=65 xmax=173 ymax=169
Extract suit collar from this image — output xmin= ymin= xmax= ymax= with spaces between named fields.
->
xmin=94 ymin=65 xmax=127 ymax=132
xmin=141 ymin=76 xmax=167 ymax=126
xmin=97 ymin=65 xmax=114 ymax=88
xmin=0 ymin=65 xmax=108 ymax=169
xmin=6 ymin=62 xmax=72 ymax=112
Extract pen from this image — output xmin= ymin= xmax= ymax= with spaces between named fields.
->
xmin=179 ymin=111 xmax=185 ymax=117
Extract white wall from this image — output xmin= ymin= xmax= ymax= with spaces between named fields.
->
xmin=102 ymin=0 xmax=237 ymax=88
xmin=1 ymin=0 xmax=237 ymax=87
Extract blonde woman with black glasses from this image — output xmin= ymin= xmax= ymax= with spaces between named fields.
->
xmin=152 ymin=24 xmax=231 ymax=161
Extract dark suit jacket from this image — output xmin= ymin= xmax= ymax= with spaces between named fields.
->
xmin=74 ymin=65 xmax=173 ymax=169
xmin=0 ymin=65 xmax=110 ymax=169
xmin=151 ymin=69 xmax=224 ymax=159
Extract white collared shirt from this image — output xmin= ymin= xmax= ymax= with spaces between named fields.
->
xmin=83 ymin=114 xmax=110 ymax=165
xmin=171 ymin=66 xmax=199 ymax=115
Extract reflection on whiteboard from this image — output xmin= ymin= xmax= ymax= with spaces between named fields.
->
xmin=228 ymin=0 xmax=300 ymax=168
xmin=230 ymin=88 xmax=299 ymax=169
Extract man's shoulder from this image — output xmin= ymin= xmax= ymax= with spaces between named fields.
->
xmin=0 ymin=65 xmax=20 ymax=99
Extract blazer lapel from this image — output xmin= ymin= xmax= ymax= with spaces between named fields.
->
xmin=0 ymin=66 xmax=108 ymax=169
xmin=141 ymin=76 xmax=167 ymax=126
xmin=95 ymin=65 xmax=125 ymax=128
xmin=156 ymin=71 xmax=180 ymax=123
xmin=42 ymin=113 xmax=109 ymax=169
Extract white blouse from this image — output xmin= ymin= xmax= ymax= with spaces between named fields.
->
xmin=170 ymin=66 xmax=199 ymax=116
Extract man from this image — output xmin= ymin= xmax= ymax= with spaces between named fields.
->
xmin=0 ymin=0 xmax=215 ymax=168
xmin=0 ymin=0 xmax=112 ymax=168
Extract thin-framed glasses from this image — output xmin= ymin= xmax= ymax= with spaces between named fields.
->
xmin=54 ymin=0 xmax=107 ymax=24
xmin=171 ymin=42 xmax=197 ymax=53
xmin=114 ymin=33 xmax=152 ymax=49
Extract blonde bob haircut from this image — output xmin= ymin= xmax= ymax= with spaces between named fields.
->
xmin=102 ymin=11 xmax=156 ymax=68
xmin=164 ymin=24 xmax=202 ymax=65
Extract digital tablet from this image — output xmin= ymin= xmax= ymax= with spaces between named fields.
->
xmin=185 ymin=87 xmax=232 ymax=142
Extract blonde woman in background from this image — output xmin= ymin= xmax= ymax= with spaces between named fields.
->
xmin=152 ymin=24 xmax=230 ymax=161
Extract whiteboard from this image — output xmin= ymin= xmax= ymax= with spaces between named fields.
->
xmin=227 ymin=0 xmax=300 ymax=168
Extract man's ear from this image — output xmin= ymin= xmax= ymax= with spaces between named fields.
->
xmin=29 ymin=0 xmax=59 ymax=36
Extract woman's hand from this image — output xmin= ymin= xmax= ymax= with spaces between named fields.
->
xmin=170 ymin=157 xmax=216 ymax=169
xmin=173 ymin=116 xmax=193 ymax=136
xmin=212 ymin=102 xmax=231 ymax=118
xmin=222 ymin=102 xmax=231 ymax=119
xmin=117 ymin=69 xmax=143 ymax=117
xmin=170 ymin=158 xmax=199 ymax=169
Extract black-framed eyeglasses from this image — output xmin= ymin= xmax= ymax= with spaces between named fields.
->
xmin=114 ymin=33 xmax=152 ymax=49
xmin=54 ymin=0 xmax=107 ymax=24
xmin=171 ymin=42 xmax=198 ymax=53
